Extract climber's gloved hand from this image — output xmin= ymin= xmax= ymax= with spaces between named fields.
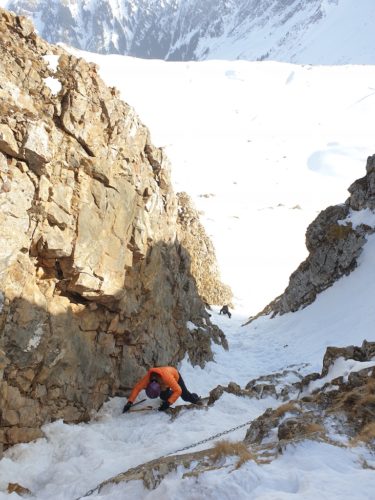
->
xmin=158 ymin=401 xmax=170 ymax=412
xmin=122 ymin=401 xmax=133 ymax=413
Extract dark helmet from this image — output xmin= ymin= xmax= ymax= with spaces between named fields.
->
xmin=146 ymin=380 xmax=161 ymax=399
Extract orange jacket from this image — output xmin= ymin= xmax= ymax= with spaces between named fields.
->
xmin=128 ymin=366 xmax=182 ymax=405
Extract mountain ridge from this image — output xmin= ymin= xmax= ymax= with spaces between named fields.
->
xmin=2 ymin=0 xmax=375 ymax=63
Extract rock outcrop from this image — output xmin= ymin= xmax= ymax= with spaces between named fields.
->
xmin=251 ymin=155 xmax=375 ymax=319
xmin=0 ymin=8 xmax=227 ymax=452
xmin=177 ymin=192 xmax=232 ymax=306
xmin=246 ymin=340 xmax=375 ymax=452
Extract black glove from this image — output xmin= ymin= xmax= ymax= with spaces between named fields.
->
xmin=122 ymin=401 xmax=133 ymax=413
xmin=158 ymin=401 xmax=170 ymax=412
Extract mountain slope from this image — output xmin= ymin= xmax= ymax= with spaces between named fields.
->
xmin=0 ymin=5 xmax=375 ymax=499
xmin=1 ymin=0 xmax=375 ymax=63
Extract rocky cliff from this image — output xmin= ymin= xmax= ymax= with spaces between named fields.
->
xmin=253 ymin=155 xmax=375 ymax=319
xmin=176 ymin=192 xmax=232 ymax=307
xmin=0 ymin=8 xmax=228 ymax=452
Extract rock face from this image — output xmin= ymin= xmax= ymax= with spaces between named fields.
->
xmin=254 ymin=155 xmax=375 ymax=318
xmin=0 ymin=8 xmax=227 ymax=452
xmin=177 ymin=192 xmax=232 ymax=307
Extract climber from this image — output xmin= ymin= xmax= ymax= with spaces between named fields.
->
xmin=219 ymin=304 xmax=231 ymax=318
xmin=122 ymin=366 xmax=200 ymax=413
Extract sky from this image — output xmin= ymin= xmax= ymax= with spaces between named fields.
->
xmin=1 ymin=50 xmax=375 ymax=500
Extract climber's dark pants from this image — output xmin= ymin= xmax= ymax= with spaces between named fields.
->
xmin=160 ymin=374 xmax=199 ymax=403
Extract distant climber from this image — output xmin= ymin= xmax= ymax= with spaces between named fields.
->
xmin=122 ymin=366 xmax=200 ymax=413
xmin=219 ymin=305 xmax=231 ymax=318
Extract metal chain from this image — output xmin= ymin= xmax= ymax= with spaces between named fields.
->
xmin=76 ymin=414 xmax=254 ymax=499
xmin=75 ymin=486 xmax=99 ymax=499
xmin=169 ymin=418 xmax=254 ymax=455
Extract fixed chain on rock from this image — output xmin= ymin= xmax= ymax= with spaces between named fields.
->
xmin=169 ymin=418 xmax=254 ymax=455
xmin=76 ymin=417 xmax=254 ymax=499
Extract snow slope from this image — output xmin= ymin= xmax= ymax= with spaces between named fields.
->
xmin=200 ymin=0 xmax=375 ymax=64
xmin=0 ymin=48 xmax=375 ymax=500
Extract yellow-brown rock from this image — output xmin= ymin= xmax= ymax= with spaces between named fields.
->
xmin=0 ymin=8 xmax=228 ymax=453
